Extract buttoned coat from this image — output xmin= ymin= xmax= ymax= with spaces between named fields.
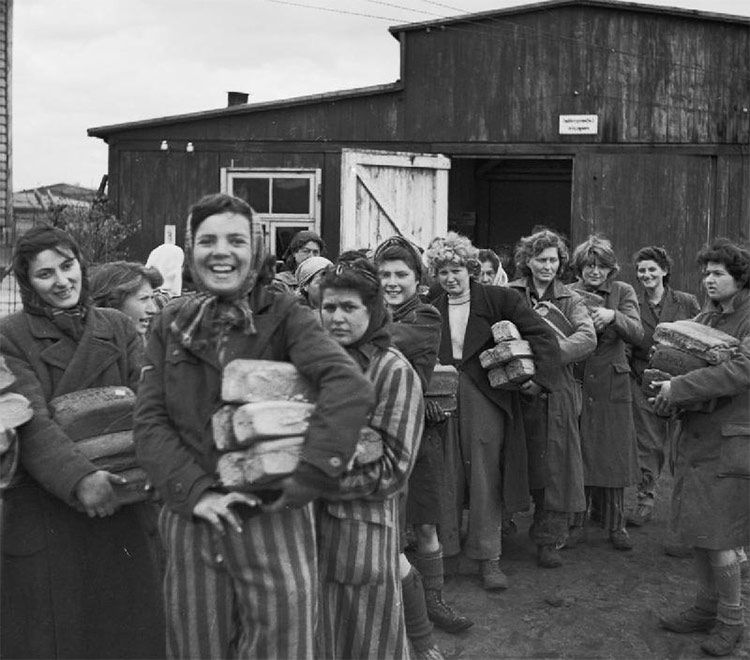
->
xmin=669 ymin=288 xmax=750 ymax=549
xmin=570 ymin=279 xmax=643 ymax=487
xmin=134 ymin=286 xmax=374 ymax=517
xmin=630 ymin=286 xmax=701 ymax=380
xmin=432 ymin=280 xmax=562 ymax=512
xmin=509 ymin=278 xmax=596 ymax=512
xmin=0 ymin=307 xmax=164 ymax=660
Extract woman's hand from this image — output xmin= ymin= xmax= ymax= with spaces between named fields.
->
xmin=425 ymin=400 xmax=447 ymax=424
xmin=262 ymin=476 xmax=319 ymax=514
xmin=590 ymin=307 xmax=615 ymax=332
xmin=193 ymin=491 xmax=262 ymax=534
xmin=520 ymin=380 xmax=543 ymax=396
xmin=649 ymin=380 xmax=676 ymax=417
xmin=75 ymin=470 xmax=126 ymax=518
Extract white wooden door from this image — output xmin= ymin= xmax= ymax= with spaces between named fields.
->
xmin=339 ymin=149 xmax=450 ymax=251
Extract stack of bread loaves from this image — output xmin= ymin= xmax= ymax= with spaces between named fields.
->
xmin=641 ymin=320 xmax=740 ymax=404
xmin=479 ymin=320 xmax=536 ymax=390
xmin=49 ymin=386 xmax=152 ymax=505
xmin=215 ymin=359 xmax=383 ymax=491
xmin=0 ymin=356 xmax=33 ymax=488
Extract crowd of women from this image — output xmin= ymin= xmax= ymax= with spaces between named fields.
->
xmin=0 ymin=191 xmax=747 ymax=659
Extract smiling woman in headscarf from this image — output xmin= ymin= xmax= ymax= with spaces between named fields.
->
xmin=133 ymin=193 xmax=373 ymax=659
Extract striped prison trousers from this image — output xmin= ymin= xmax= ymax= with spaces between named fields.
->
xmin=159 ymin=504 xmax=317 ymax=659
xmin=316 ymin=496 xmax=410 ymax=659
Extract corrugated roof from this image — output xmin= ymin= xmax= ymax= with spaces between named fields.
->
xmin=388 ymin=0 xmax=750 ymax=35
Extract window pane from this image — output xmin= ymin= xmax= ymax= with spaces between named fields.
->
xmin=233 ymin=178 xmax=269 ymax=213
xmin=275 ymin=225 xmax=311 ymax=259
xmin=272 ymin=178 xmax=310 ymax=214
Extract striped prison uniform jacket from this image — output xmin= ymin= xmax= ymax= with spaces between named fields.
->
xmin=317 ymin=345 xmax=425 ymax=659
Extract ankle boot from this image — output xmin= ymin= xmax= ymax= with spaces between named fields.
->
xmin=479 ymin=558 xmax=508 ymax=590
xmin=412 ymin=545 xmax=474 ymax=633
xmin=400 ymin=568 xmax=436 ymax=653
xmin=701 ymin=603 xmax=744 ymax=656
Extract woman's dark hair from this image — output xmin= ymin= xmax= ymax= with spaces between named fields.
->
xmin=373 ymin=236 xmax=423 ymax=281
xmin=477 ymin=249 xmax=500 ymax=272
xmin=318 ymin=256 xmax=383 ymax=311
xmin=696 ymin=237 xmax=750 ymax=288
xmin=570 ymin=234 xmax=619 ymax=278
xmin=514 ymin=229 xmax=569 ymax=279
xmin=89 ymin=261 xmax=163 ymax=311
xmin=283 ymin=230 xmax=325 ymax=271
xmin=633 ymin=245 xmax=673 ymax=284
xmin=12 ymin=224 xmax=89 ymax=307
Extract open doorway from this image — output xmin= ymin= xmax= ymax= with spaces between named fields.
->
xmin=448 ymin=158 xmax=573 ymax=278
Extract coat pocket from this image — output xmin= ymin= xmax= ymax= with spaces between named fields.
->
xmin=319 ymin=503 xmax=394 ymax=586
xmin=718 ymin=422 xmax=750 ymax=478
xmin=609 ymin=363 xmax=632 ymax=403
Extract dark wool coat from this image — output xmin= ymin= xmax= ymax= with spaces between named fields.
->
xmin=509 ymin=278 xmax=596 ymax=512
xmin=570 ymin=279 xmax=644 ymax=487
xmin=669 ymin=288 xmax=750 ymax=549
xmin=432 ymin=280 xmax=562 ymax=512
xmin=630 ymin=286 xmax=701 ymax=380
xmin=134 ymin=286 xmax=374 ymax=517
xmin=0 ymin=307 xmax=164 ymax=660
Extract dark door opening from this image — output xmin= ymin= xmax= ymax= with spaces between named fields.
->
xmin=449 ymin=158 xmax=573 ymax=276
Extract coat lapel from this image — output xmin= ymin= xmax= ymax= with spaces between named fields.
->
xmin=461 ymin=283 xmax=493 ymax=363
xmin=660 ymin=287 xmax=680 ymax=322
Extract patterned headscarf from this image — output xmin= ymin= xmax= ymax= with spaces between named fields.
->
xmin=170 ymin=194 xmax=268 ymax=350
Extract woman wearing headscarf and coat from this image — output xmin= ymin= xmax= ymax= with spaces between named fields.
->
xmin=134 ymin=194 xmax=373 ymax=659
xmin=0 ymin=225 xmax=164 ymax=660
xmin=509 ymin=229 xmax=596 ymax=568
xmin=655 ymin=238 xmax=750 ymax=657
xmin=426 ymin=232 xmax=561 ymax=591
xmin=568 ymin=235 xmax=643 ymax=551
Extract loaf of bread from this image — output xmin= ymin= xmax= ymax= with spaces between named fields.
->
xmin=491 ymin=321 xmax=521 ymax=343
xmin=232 ymin=401 xmax=315 ymax=445
xmin=222 ymin=360 xmax=316 ymax=404
xmin=653 ymin=320 xmax=739 ymax=365
xmin=212 ymin=405 xmax=237 ymax=451
xmin=49 ymin=387 xmax=134 ymax=441
xmin=576 ymin=290 xmax=606 ymax=310
xmin=534 ymin=301 xmax=575 ymax=339
xmin=650 ymin=344 xmax=709 ymax=376
xmin=425 ymin=364 xmax=458 ymax=413
xmin=479 ymin=340 xmax=533 ymax=369
xmin=488 ymin=358 xmax=536 ymax=389
xmin=0 ymin=392 xmax=33 ymax=430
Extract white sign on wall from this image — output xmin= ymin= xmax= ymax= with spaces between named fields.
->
xmin=559 ymin=114 xmax=599 ymax=135
xmin=164 ymin=225 xmax=176 ymax=245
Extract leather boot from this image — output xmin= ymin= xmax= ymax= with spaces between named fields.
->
xmin=412 ymin=545 xmax=474 ymax=633
xmin=401 ymin=568 xmax=438 ymax=654
xmin=480 ymin=558 xmax=508 ymax=590
xmin=659 ymin=606 xmax=716 ymax=633
xmin=701 ymin=621 xmax=744 ymax=657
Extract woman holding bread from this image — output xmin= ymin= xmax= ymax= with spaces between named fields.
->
xmin=569 ymin=235 xmax=643 ymax=551
xmin=134 ymin=194 xmax=373 ymax=658
xmin=0 ymin=225 xmax=164 ymax=659
xmin=426 ymin=232 xmax=561 ymax=590
xmin=654 ymin=238 xmax=749 ymax=657
xmin=627 ymin=246 xmax=699 ymax=528
xmin=509 ymin=229 xmax=597 ymax=568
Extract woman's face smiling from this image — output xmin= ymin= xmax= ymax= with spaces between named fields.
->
xmin=378 ymin=259 xmax=418 ymax=307
xmin=28 ymin=247 xmax=82 ymax=309
xmin=581 ymin=260 xmax=612 ymax=289
xmin=636 ymin=259 xmax=668 ymax=292
xmin=192 ymin=212 xmax=253 ymax=296
xmin=437 ymin=264 xmax=471 ymax=297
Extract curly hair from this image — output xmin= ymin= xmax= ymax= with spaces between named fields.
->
xmin=632 ymin=246 xmax=673 ymax=285
xmin=425 ymin=232 xmax=480 ymax=277
xmin=570 ymin=234 xmax=620 ymax=278
xmin=514 ymin=229 xmax=569 ymax=279
xmin=89 ymin=261 xmax=163 ymax=311
xmin=696 ymin=237 xmax=750 ymax=288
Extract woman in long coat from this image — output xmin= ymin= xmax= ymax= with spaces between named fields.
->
xmin=569 ymin=235 xmax=643 ymax=550
xmin=627 ymin=246 xmax=700 ymax=526
xmin=426 ymin=232 xmax=561 ymax=590
xmin=509 ymin=229 xmax=597 ymax=568
xmin=655 ymin=238 xmax=749 ymax=657
xmin=0 ymin=225 xmax=164 ymax=659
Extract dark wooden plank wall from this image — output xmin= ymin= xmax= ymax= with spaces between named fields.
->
xmin=401 ymin=6 xmax=750 ymax=144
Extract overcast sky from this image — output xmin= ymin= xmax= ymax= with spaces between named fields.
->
xmin=12 ymin=0 xmax=750 ymax=191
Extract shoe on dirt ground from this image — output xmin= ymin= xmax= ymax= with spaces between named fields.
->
xmin=424 ymin=590 xmax=474 ymax=633
xmin=537 ymin=545 xmax=563 ymax=568
xmin=480 ymin=559 xmax=509 ymax=590
xmin=663 ymin=543 xmax=694 ymax=558
xmin=700 ymin=621 xmax=743 ymax=656
xmin=609 ymin=528 xmax=634 ymax=551
xmin=626 ymin=502 xmax=654 ymax=527
xmin=658 ymin=606 xmax=716 ymax=633
xmin=412 ymin=643 xmax=445 ymax=660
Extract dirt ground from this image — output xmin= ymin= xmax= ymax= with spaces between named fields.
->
xmin=431 ymin=479 xmax=750 ymax=659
